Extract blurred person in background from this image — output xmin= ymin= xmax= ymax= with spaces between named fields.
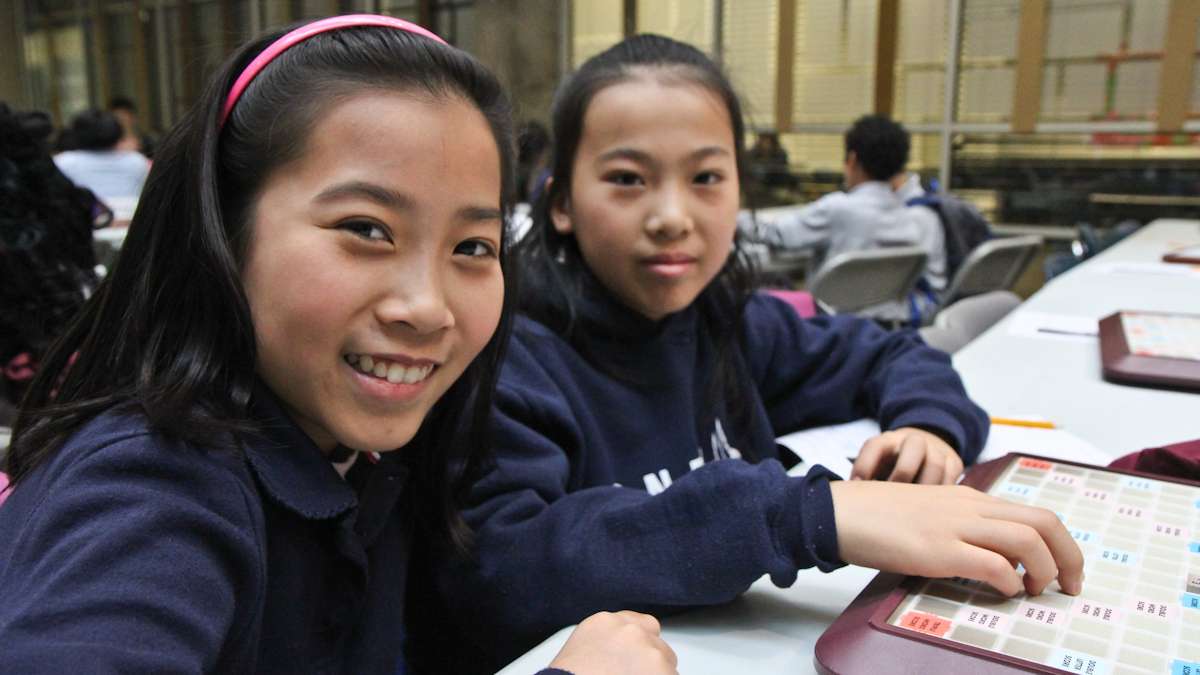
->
xmin=0 ymin=103 xmax=104 ymax=425
xmin=744 ymin=116 xmax=945 ymax=323
xmin=109 ymin=96 xmax=156 ymax=158
xmin=53 ymin=108 xmax=151 ymax=221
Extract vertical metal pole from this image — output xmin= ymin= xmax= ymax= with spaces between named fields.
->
xmin=154 ymin=0 xmax=171 ymax=128
xmin=874 ymin=0 xmax=899 ymax=117
xmin=711 ymin=0 xmax=723 ymax=62
xmin=44 ymin=11 xmax=63 ymax=124
xmin=558 ymin=0 xmax=572 ymax=74
xmin=775 ymin=0 xmax=796 ymax=132
xmin=17 ymin=0 xmax=35 ymax=106
xmin=249 ymin=0 xmax=262 ymax=36
xmin=90 ymin=0 xmax=111 ymax=105
xmin=131 ymin=0 xmax=152 ymax=123
xmin=938 ymin=0 xmax=963 ymax=194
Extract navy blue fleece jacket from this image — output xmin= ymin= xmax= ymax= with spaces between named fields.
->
xmin=430 ymin=288 xmax=989 ymax=668
xmin=0 ymin=389 xmax=566 ymax=675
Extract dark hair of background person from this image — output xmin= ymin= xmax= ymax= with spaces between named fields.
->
xmin=6 ymin=24 xmax=519 ymax=552
xmin=516 ymin=119 xmax=550 ymax=203
xmin=844 ymin=114 xmax=910 ymax=181
xmin=517 ymin=33 xmax=761 ymax=459
xmin=108 ymin=96 xmax=137 ymax=113
xmin=108 ymin=95 xmax=158 ymax=158
xmin=68 ymin=108 xmax=124 ymax=151
xmin=0 ymin=103 xmax=102 ymax=423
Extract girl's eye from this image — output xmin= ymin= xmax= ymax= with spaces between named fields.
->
xmin=695 ymin=171 xmax=723 ymax=186
xmin=605 ymin=171 xmax=643 ymax=187
xmin=339 ymin=219 xmax=392 ymax=242
xmin=454 ymin=239 xmax=497 ymax=258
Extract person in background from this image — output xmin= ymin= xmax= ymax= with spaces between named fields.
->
xmin=747 ymin=131 xmax=793 ymax=188
xmin=0 ymin=103 xmax=101 ymax=426
xmin=416 ymin=34 xmax=1082 ymax=672
xmin=517 ymin=119 xmax=552 ymax=205
xmin=511 ymin=120 xmax=553 ymax=242
xmin=746 ymin=115 xmax=945 ymax=323
xmin=0 ymin=17 xmax=674 ymax=675
xmin=53 ymin=108 xmax=151 ymax=221
xmin=109 ymin=96 xmax=156 ymax=158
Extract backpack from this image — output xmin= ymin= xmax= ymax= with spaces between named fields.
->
xmin=906 ymin=192 xmax=993 ymax=280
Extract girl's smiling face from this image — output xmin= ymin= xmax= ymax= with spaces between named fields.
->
xmin=552 ymin=74 xmax=740 ymax=321
xmin=241 ymin=91 xmax=504 ymax=453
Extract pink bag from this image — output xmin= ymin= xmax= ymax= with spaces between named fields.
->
xmin=765 ymin=289 xmax=817 ymax=319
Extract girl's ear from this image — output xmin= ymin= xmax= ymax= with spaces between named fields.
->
xmin=549 ymin=179 xmax=574 ymax=235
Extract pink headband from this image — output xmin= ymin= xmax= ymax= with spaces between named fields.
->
xmin=219 ymin=14 xmax=447 ymax=128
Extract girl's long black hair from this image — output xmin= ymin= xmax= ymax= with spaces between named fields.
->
xmin=6 ymin=23 xmax=518 ymax=550
xmin=518 ymin=34 xmax=760 ymax=456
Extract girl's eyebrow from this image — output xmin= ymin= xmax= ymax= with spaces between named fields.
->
xmin=314 ymin=180 xmax=500 ymax=222
xmin=596 ymin=145 xmax=731 ymax=165
xmin=459 ymin=205 xmax=503 ymax=223
xmin=315 ymin=180 xmax=413 ymax=211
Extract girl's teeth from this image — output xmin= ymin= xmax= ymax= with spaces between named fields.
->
xmin=386 ymin=363 xmax=405 ymax=383
xmin=348 ymin=354 xmax=432 ymax=384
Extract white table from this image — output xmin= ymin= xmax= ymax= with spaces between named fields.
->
xmin=953 ymin=218 xmax=1200 ymax=456
xmin=498 ymin=219 xmax=1200 ymax=675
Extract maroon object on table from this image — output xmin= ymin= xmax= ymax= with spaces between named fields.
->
xmin=813 ymin=452 xmax=1200 ymax=675
xmin=1108 ymin=438 xmax=1200 ymax=481
xmin=1098 ymin=311 xmax=1200 ymax=392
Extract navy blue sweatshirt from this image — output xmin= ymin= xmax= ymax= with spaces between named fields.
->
xmin=0 ymin=390 xmax=565 ymax=675
xmin=430 ymin=288 xmax=989 ymax=668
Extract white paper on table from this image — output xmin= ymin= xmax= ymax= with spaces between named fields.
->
xmin=1094 ymin=261 xmax=1200 ymax=278
xmin=978 ymin=423 xmax=1109 ymax=466
xmin=779 ymin=419 xmax=879 ymax=479
xmin=1006 ymin=310 xmax=1099 ymax=341
xmin=779 ymin=417 xmax=1111 ymax=481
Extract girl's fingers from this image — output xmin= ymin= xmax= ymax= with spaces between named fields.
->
xmin=944 ymin=541 xmax=1024 ymax=596
xmin=943 ymin=454 xmax=965 ymax=485
xmin=962 ymin=518 xmax=1058 ymax=596
xmin=852 ymin=436 xmax=889 ymax=480
xmin=980 ymin=501 xmax=1085 ymax=594
xmin=614 ymin=610 xmax=661 ymax=634
xmin=652 ymin=634 xmax=679 ymax=669
xmin=914 ymin=457 xmax=942 ymax=485
xmin=887 ymin=436 xmax=927 ymax=483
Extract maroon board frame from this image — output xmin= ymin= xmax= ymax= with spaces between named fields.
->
xmin=813 ymin=452 xmax=1200 ymax=675
xmin=1162 ymin=247 xmax=1200 ymax=264
xmin=1098 ymin=311 xmax=1200 ymax=392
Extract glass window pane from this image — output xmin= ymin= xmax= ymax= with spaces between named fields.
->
xmin=959 ymin=0 xmax=1019 ymax=123
xmin=572 ymin=0 xmax=622 ymax=67
xmin=895 ymin=0 xmax=948 ymax=125
xmin=637 ymin=0 xmax=715 ymax=54
xmin=791 ymin=0 xmax=875 ymax=125
xmin=723 ymin=0 xmax=776 ymax=129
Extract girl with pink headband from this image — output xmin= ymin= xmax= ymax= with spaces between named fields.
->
xmin=0 ymin=16 xmax=675 ymax=674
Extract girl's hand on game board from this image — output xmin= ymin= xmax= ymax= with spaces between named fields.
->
xmin=850 ymin=427 xmax=964 ymax=485
xmin=830 ymin=481 xmax=1085 ymax=597
xmin=549 ymin=610 xmax=678 ymax=675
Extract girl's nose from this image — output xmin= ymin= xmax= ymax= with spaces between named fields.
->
xmin=644 ymin=188 xmax=694 ymax=239
xmin=374 ymin=267 xmax=455 ymax=335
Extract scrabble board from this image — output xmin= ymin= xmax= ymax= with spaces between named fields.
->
xmin=1099 ymin=311 xmax=1200 ymax=391
xmin=815 ymin=454 xmax=1200 ymax=675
